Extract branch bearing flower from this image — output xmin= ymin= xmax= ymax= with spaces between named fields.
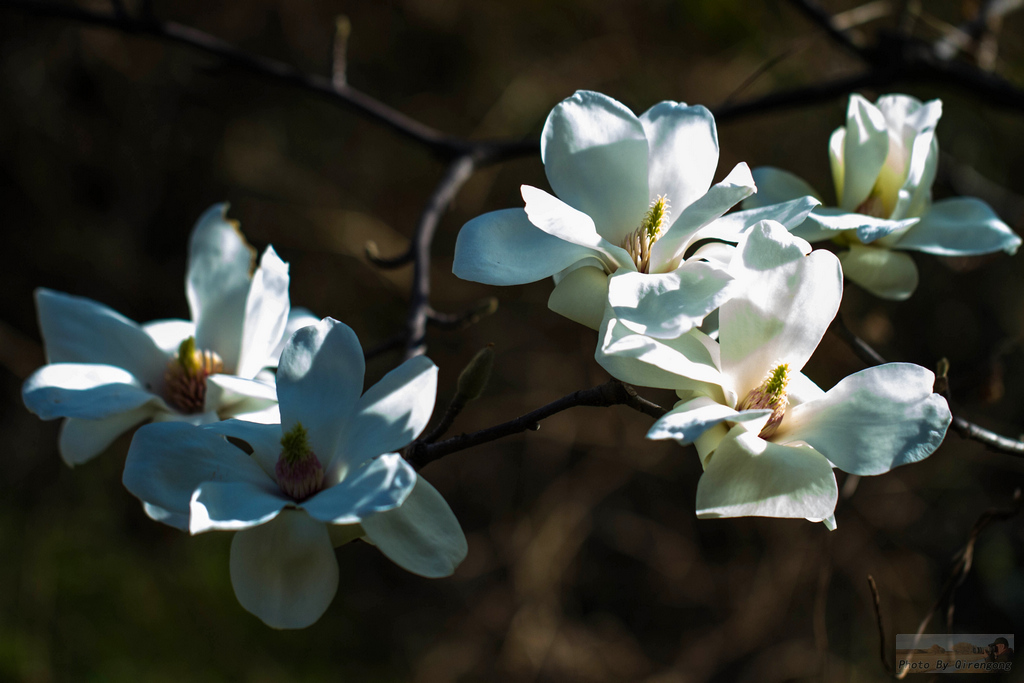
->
xmin=122 ymin=317 xmax=467 ymax=629
xmin=744 ymin=93 xmax=1021 ymax=300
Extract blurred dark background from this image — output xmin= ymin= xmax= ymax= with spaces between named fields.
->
xmin=1 ymin=1 xmax=1023 ymax=681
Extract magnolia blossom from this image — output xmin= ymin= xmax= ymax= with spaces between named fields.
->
xmin=122 ymin=317 xmax=467 ymax=629
xmin=23 ymin=204 xmax=312 ymax=466
xmin=596 ymin=221 xmax=952 ymax=523
xmin=454 ymin=89 xmax=818 ymax=337
xmin=744 ymin=93 xmax=1020 ymax=300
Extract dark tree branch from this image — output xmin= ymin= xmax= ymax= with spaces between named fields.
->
xmin=426 ymin=298 xmax=498 ymax=331
xmin=363 ymin=332 xmax=404 ymax=361
xmin=866 ymin=575 xmax=894 ymax=676
xmin=786 ymin=0 xmax=869 ymax=62
xmin=406 ymin=379 xmax=667 ymax=470
xmin=404 ymin=155 xmax=477 ymax=359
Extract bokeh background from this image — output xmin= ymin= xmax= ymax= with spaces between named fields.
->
xmin=1 ymin=0 xmax=1023 ymax=681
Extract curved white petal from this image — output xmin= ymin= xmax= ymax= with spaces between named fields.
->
xmin=893 ymin=197 xmax=1021 ymax=256
xmin=829 ymin=128 xmax=845 ymax=202
xmin=776 ymin=363 xmax=951 ymax=475
xmin=650 ymin=163 xmax=756 ymax=271
xmin=300 ymin=454 xmax=416 ymax=524
xmin=695 ymin=427 xmax=838 ymax=520
xmin=35 ymin=288 xmax=168 ymax=388
xmin=335 ymin=356 xmax=438 ymax=473
xmin=547 ymin=265 xmax=609 ymax=330
xmin=453 ymin=208 xmax=600 ymax=285
xmin=23 ymin=363 xmax=164 ymax=420
xmin=521 ymin=185 xmax=631 ymax=269
xmin=123 ymin=421 xmax=277 ymax=530
xmin=899 ymin=133 xmax=939 ymax=220
xmin=838 ymin=245 xmax=918 ymax=300
xmin=57 ymin=404 xmax=156 ymax=466
xmin=190 ymin=481 xmax=289 ymax=534
xmin=799 ymin=209 xmax=918 ymax=244
xmin=205 ymin=374 xmax=278 ymax=418
xmin=840 ymin=94 xmax=889 ymax=212
xmin=229 ymin=510 xmax=338 ymax=629
xmin=203 ymin=419 xmax=283 ymax=480
xmin=646 ymin=396 xmax=769 ymax=445
xmin=788 ymin=371 xmax=826 ymax=405
xmin=640 ymin=101 xmax=719 ymax=209
xmin=721 ymin=222 xmax=842 ymax=397
xmin=277 ymin=318 xmax=364 ymax=461
xmin=699 ymin=196 xmax=821 ymax=244
xmin=744 ymin=167 xmax=821 ymax=209
xmin=608 ymin=260 xmax=734 ymax=339
xmin=596 ymin=317 xmax=722 ymax=389
xmin=187 ymin=204 xmax=255 ymax=373
xmin=541 ymin=90 xmax=650 ymax=244
xmin=142 ymin=319 xmax=195 ymax=355
xmin=237 ymin=246 xmax=291 ymax=379
xmin=361 ymin=477 xmax=467 ymax=578
xmin=268 ymin=307 xmax=320 ymax=366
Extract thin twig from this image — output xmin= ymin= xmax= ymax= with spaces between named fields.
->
xmin=406 ymin=379 xmax=667 ymax=470
xmin=426 ymin=298 xmax=499 ymax=331
xmin=331 ymin=15 xmax=350 ymax=89
xmin=867 ymin=575 xmax=894 ymax=676
xmin=404 ymin=155 xmax=477 ymax=359
xmin=363 ymin=332 xmax=404 ymax=360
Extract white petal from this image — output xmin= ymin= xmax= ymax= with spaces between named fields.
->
xmin=230 ymin=510 xmax=338 ymax=629
xmin=453 ymin=208 xmax=601 ymax=286
xmin=721 ymin=222 xmax=842 ymax=397
xmin=277 ymin=318 xmax=364 ymax=461
xmin=898 ymin=133 xmax=939 ymax=220
xmin=361 ymin=477 xmax=467 ymax=578
xmin=541 ymin=90 xmax=650 ymax=244
xmin=190 ymin=481 xmax=289 ymax=533
xmin=743 ymin=167 xmax=821 ymax=209
xmin=893 ymin=197 xmax=1022 ymax=256
xmin=640 ymin=101 xmax=719 ymax=209
xmin=800 ymin=209 xmax=918 ymax=244
xmin=547 ymin=265 xmax=610 ymax=330
xmin=187 ymin=204 xmax=254 ymax=374
xmin=699 ymin=196 xmax=821 ymax=244
xmin=203 ymin=419 xmax=283 ymax=479
xmin=646 ymin=396 xmax=770 ymax=445
xmin=776 ymin=363 xmax=951 ymax=475
xmin=23 ymin=363 xmax=163 ymax=420
xmin=596 ymin=317 xmax=722 ymax=389
xmin=650 ymin=163 xmax=756 ymax=271
xmin=838 ymin=245 xmax=919 ymax=300
xmin=123 ymin=421 xmax=277 ymax=530
xmin=789 ymin=371 xmax=825 ymax=405
xmin=521 ymin=185 xmax=631 ymax=269
xmin=206 ymin=374 xmax=278 ymax=417
xmin=58 ymin=404 xmax=156 ymax=466
xmin=695 ymin=427 xmax=838 ymax=520
xmin=608 ymin=260 xmax=734 ymax=339
xmin=268 ymin=308 xmax=321 ymax=366
xmin=300 ymin=454 xmax=416 ymax=524
xmin=336 ymin=356 xmax=438 ymax=473
xmin=236 ymin=246 xmax=291 ymax=379
xmin=840 ymin=94 xmax=890 ymax=212
xmin=35 ymin=288 xmax=168 ymax=388
xmin=142 ymin=319 xmax=195 ymax=355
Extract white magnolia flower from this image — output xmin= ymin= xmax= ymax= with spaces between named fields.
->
xmin=23 ymin=204 xmax=311 ymax=466
xmin=122 ymin=317 xmax=467 ymax=629
xmin=454 ymin=89 xmax=819 ymax=337
xmin=744 ymin=93 xmax=1020 ymax=300
xmin=596 ymin=220 xmax=952 ymax=523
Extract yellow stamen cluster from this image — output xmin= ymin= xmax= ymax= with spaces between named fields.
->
xmin=620 ymin=195 xmax=670 ymax=274
xmin=737 ymin=363 xmax=790 ymax=439
xmin=276 ymin=422 xmax=325 ymax=501
xmin=164 ymin=337 xmax=224 ymax=414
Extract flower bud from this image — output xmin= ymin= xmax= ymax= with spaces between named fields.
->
xmin=457 ymin=344 xmax=495 ymax=403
